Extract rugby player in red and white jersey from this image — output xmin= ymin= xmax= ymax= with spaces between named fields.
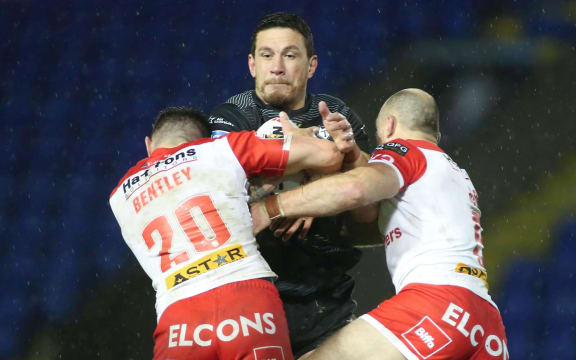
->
xmin=251 ymin=89 xmax=508 ymax=360
xmin=109 ymin=107 xmax=344 ymax=360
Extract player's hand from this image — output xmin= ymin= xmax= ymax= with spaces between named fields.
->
xmin=279 ymin=111 xmax=317 ymax=137
xmin=270 ymin=217 xmax=314 ymax=242
xmin=251 ymin=202 xmax=272 ymax=235
xmin=249 ymin=176 xmax=282 ymax=203
xmin=318 ymin=101 xmax=360 ymax=163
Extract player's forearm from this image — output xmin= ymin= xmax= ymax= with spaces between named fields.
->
xmin=285 ymin=137 xmax=343 ymax=175
xmin=279 ymin=170 xmax=370 ymax=217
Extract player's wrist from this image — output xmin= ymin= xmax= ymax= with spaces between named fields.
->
xmin=264 ymin=194 xmax=285 ymax=220
xmin=343 ymin=145 xmax=361 ymax=164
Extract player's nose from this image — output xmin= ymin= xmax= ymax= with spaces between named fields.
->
xmin=270 ymin=56 xmax=285 ymax=75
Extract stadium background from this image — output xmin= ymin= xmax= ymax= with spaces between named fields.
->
xmin=1 ymin=0 xmax=575 ymax=358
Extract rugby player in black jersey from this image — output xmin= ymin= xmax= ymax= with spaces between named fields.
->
xmin=208 ymin=12 xmax=371 ymax=357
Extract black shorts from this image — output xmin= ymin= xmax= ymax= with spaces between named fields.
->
xmin=257 ymin=221 xmax=362 ymax=357
xmin=279 ymin=274 xmax=357 ymax=357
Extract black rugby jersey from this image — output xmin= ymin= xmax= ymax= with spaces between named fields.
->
xmin=209 ymin=90 xmax=369 ymax=148
xmin=209 ymin=90 xmax=368 ymax=356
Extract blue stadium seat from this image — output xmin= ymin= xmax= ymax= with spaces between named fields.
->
xmin=0 ymin=288 xmax=32 ymax=359
xmin=40 ymin=249 xmax=83 ymax=322
xmin=95 ymin=215 xmax=131 ymax=277
xmin=551 ymin=220 xmax=576 ymax=263
xmin=499 ymin=260 xmax=546 ymax=358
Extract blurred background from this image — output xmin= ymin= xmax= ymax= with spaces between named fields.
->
xmin=1 ymin=0 xmax=575 ymax=358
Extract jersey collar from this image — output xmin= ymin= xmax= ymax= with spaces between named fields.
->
xmin=406 ymin=139 xmax=445 ymax=153
xmin=149 ymin=137 xmax=214 ymax=159
xmin=251 ymin=90 xmax=312 ymax=118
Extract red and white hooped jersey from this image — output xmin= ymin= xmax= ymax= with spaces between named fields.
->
xmin=109 ymin=131 xmax=291 ymax=320
xmin=368 ymin=139 xmax=493 ymax=306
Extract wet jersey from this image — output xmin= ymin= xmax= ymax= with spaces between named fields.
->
xmin=209 ymin=90 xmax=369 ymax=356
xmin=109 ymin=131 xmax=290 ymax=319
xmin=368 ymin=139 xmax=492 ymax=305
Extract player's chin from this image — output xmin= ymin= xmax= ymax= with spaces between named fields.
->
xmin=263 ymin=91 xmax=293 ymax=108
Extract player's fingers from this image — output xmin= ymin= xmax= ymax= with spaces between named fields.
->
xmin=318 ymin=101 xmax=331 ymax=120
xmin=269 ymin=217 xmax=284 ymax=232
xmin=325 ymin=119 xmax=351 ymax=132
xmin=273 ymin=218 xmax=294 ymax=237
xmin=279 ymin=111 xmax=290 ymax=122
xmin=278 ymin=112 xmax=292 ymax=135
xmin=298 ymin=217 xmax=314 ymax=239
xmin=283 ymin=218 xmax=304 ymax=242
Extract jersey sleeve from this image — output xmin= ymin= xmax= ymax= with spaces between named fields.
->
xmin=208 ymin=103 xmax=254 ymax=137
xmin=226 ymin=131 xmax=290 ymax=178
xmin=368 ymin=139 xmax=426 ymax=191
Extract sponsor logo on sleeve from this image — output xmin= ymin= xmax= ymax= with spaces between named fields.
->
xmin=375 ymin=142 xmax=410 ymax=156
xmin=208 ymin=116 xmax=234 ymax=127
xmin=254 ymin=346 xmax=285 ymax=360
xmin=369 ymin=153 xmax=395 ymax=163
xmin=211 ymin=130 xmax=229 ymax=139
xmin=402 ymin=316 xmax=452 ymax=359
xmin=165 ymin=244 xmax=247 ymax=290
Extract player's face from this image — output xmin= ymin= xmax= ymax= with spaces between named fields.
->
xmin=249 ymin=27 xmax=318 ymax=110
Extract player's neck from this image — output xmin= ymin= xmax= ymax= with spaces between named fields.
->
xmin=387 ymin=130 xmax=437 ymax=144
xmin=151 ymin=139 xmax=187 ymax=153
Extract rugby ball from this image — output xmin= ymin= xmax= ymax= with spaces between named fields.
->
xmin=256 ymin=117 xmax=299 ymax=139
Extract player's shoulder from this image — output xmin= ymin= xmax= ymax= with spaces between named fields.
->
xmin=224 ymin=90 xmax=256 ymax=108
xmin=372 ymin=138 xmax=426 ymax=158
xmin=110 ymin=138 xmax=222 ymax=199
xmin=209 ymin=91 xmax=257 ymax=132
xmin=109 ymin=157 xmax=150 ymax=199
xmin=312 ymin=93 xmax=348 ymax=111
xmin=210 ymin=90 xmax=254 ymax=117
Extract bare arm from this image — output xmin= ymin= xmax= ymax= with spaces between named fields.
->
xmin=252 ymin=162 xmax=401 ymax=234
xmin=279 ymin=112 xmax=343 ymax=175
xmin=318 ymin=101 xmax=376 ymax=222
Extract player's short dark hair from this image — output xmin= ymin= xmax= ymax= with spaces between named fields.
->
xmin=250 ymin=12 xmax=314 ymax=58
xmin=152 ymin=106 xmax=210 ymax=139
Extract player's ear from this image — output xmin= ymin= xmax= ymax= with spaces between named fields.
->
xmin=248 ymin=54 xmax=256 ymax=78
xmin=145 ymin=136 xmax=153 ymax=157
xmin=386 ymin=115 xmax=397 ymax=139
xmin=307 ymin=55 xmax=318 ymax=79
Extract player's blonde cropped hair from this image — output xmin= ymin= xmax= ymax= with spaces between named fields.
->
xmin=382 ymin=89 xmax=441 ymax=143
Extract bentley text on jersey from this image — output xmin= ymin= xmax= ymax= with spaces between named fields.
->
xmin=132 ymin=167 xmax=193 ymax=214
